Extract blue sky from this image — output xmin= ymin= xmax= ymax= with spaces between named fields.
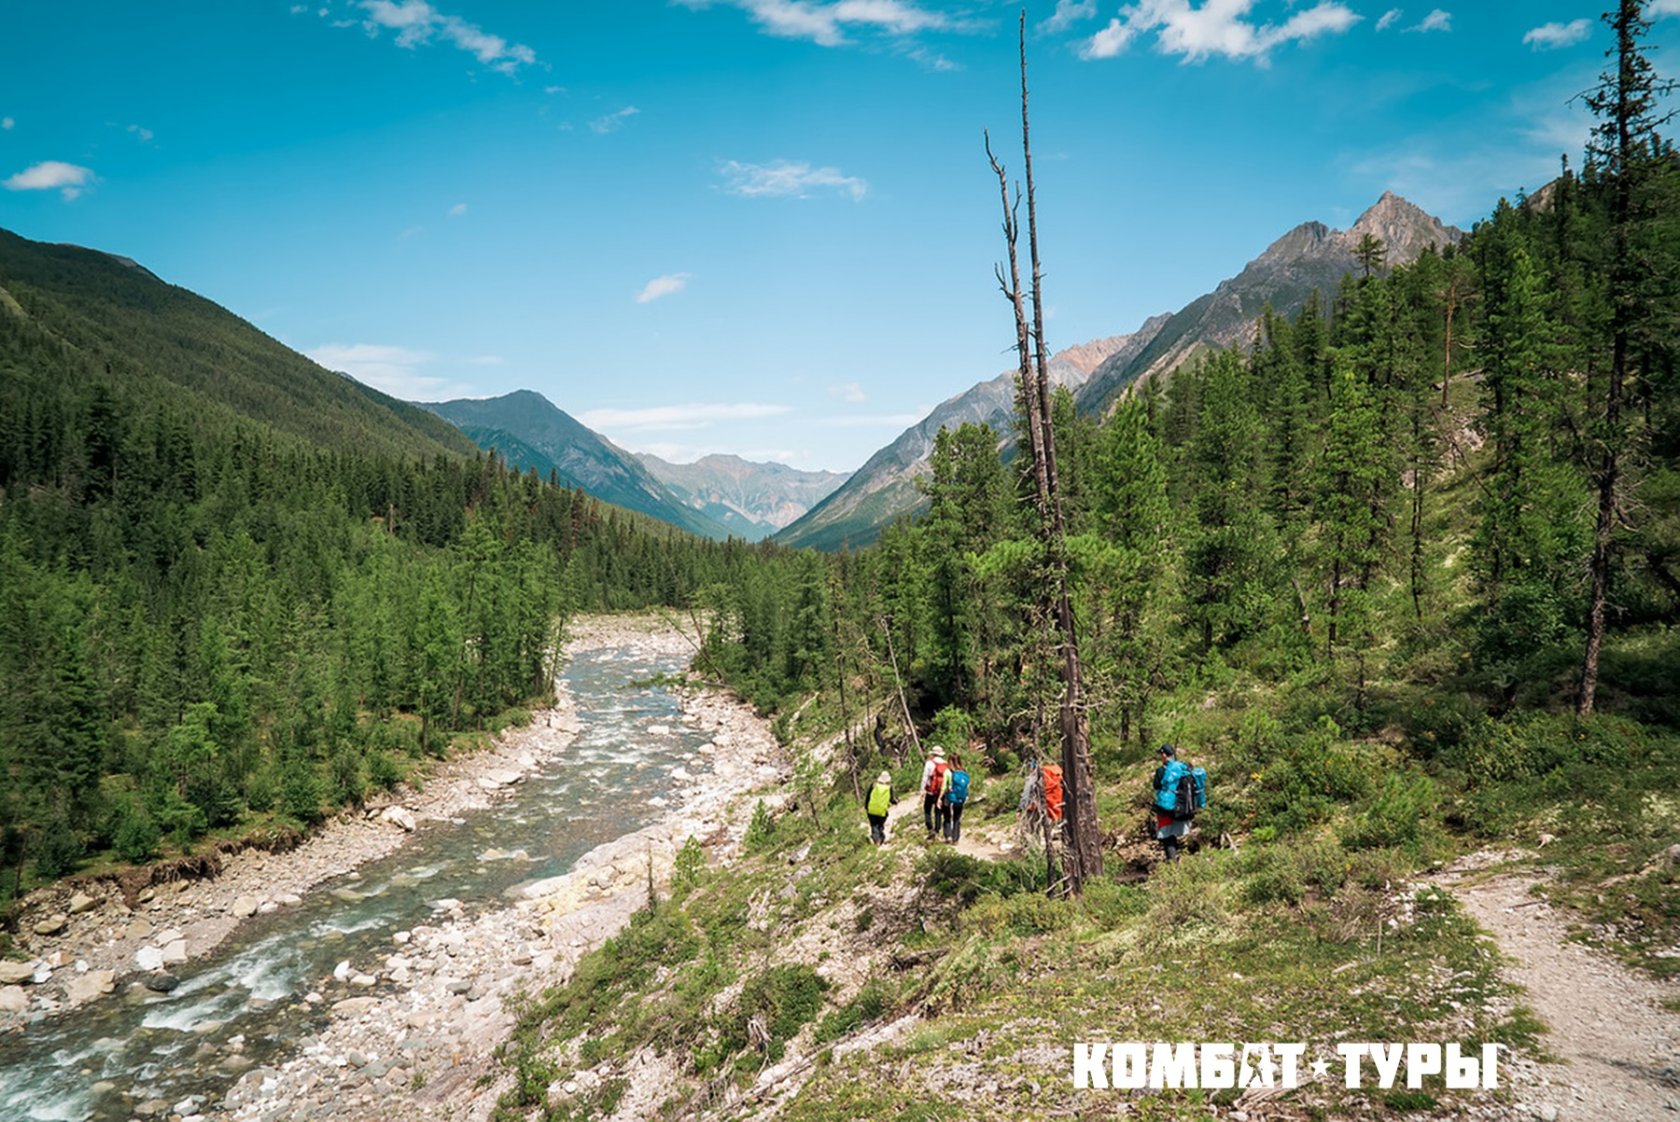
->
xmin=3 ymin=1 xmax=1675 ymax=472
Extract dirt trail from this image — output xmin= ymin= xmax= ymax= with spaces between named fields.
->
xmin=1443 ymin=860 xmax=1680 ymax=1119
xmin=881 ymin=792 xmax=1010 ymax=862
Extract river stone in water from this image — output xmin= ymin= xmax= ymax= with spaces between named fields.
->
xmin=145 ymin=972 xmax=181 ymax=993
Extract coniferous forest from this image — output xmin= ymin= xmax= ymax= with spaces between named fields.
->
xmin=1 ymin=0 xmax=1677 ymax=995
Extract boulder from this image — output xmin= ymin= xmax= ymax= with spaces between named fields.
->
xmin=232 ymin=896 xmax=260 ymax=918
xmin=65 ymin=969 xmax=116 ymax=1006
xmin=0 ymin=961 xmax=37 ymax=986
xmin=127 ymin=919 xmax=155 ymax=940
xmin=380 ymin=806 xmax=417 ymax=832
xmin=68 ymin=892 xmax=98 ymax=915
xmin=332 ymin=996 xmax=378 ymax=1017
xmin=32 ymin=914 xmax=68 ymax=937
xmin=145 ymin=973 xmax=181 ymax=994
xmin=161 ymin=939 xmax=189 ymax=966
xmin=0 ymin=985 xmax=27 ymax=1013
xmin=135 ymin=945 xmax=165 ymax=971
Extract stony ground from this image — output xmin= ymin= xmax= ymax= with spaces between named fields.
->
xmin=1439 ymin=852 xmax=1680 ymax=1122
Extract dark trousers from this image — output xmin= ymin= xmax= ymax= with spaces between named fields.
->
xmin=923 ymin=793 xmax=939 ymax=834
xmin=868 ymin=813 xmax=886 ymax=844
xmin=943 ymin=801 xmax=965 ymax=842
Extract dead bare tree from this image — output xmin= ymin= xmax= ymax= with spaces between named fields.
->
xmin=986 ymin=12 xmax=1103 ymax=894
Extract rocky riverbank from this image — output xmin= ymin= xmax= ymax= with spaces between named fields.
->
xmin=209 ymin=648 xmax=784 ymax=1121
xmin=0 ymin=616 xmax=696 ymax=1031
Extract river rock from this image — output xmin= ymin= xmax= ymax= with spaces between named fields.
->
xmin=155 ymin=927 xmax=184 ymax=944
xmin=145 ymin=972 xmax=181 ymax=993
xmin=65 ymin=968 xmax=116 ymax=1005
xmin=0 ymin=960 xmax=36 ymax=985
xmin=333 ymin=959 xmax=352 ymax=981
xmin=68 ymin=892 xmax=98 ymax=914
xmin=277 ymin=892 xmax=303 ymax=907
xmin=0 ymin=985 xmax=27 ymax=1013
xmin=232 ymin=895 xmax=260 ymax=918
xmin=161 ymin=939 xmax=189 ymax=965
xmin=350 ymin=973 xmax=377 ymax=987
xmin=333 ymin=996 xmax=377 ymax=1017
xmin=128 ymin=918 xmax=155 ymax=940
xmin=380 ymin=806 xmax=417 ymax=832
xmin=134 ymin=1100 xmax=169 ymax=1117
xmin=33 ymin=913 xmax=68 ymax=936
xmin=135 ymin=945 xmax=165 ymax=971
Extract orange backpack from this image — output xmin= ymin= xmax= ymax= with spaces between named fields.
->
xmin=1041 ymin=763 xmax=1064 ymax=822
xmin=925 ymin=761 xmax=949 ymax=796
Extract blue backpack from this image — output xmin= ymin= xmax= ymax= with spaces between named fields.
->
xmin=1154 ymin=760 xmax=1189 ymax=812
xmin=947 ymin=769 xmax=971 ymax=805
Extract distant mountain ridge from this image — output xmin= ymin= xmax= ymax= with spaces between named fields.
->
xmin=635 ymin=453 xmax=848 ymax=541
xmin=420 ymin=392 xmax=736 ymax=540
xmin=1075 ymin=191 xmax=1462 ymax=415
xmin=774 ymin=191 xmax=1462 ymax=551
xmin=774 ymin=326 xmax=1167 ymax=551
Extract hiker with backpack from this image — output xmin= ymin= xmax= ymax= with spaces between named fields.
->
xmin=1150 ymin=744 xmax=1207 ymax=863
xmin=921 ymin=747 xmax=948 ymax=838
xmin=866 ymin=770 xmax=892 ymax=845
xmin=941 ymin=754 xmax=972 ymax=843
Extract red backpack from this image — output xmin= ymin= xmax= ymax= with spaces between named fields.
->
xmin=925 ymin=761 xmax=949 ymax=796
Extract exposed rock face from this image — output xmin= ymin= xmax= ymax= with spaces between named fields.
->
xmin=774 ymin=326 xmax=1167 ymax=551
xmin=1076 ymin=192 xmax=1463 ymax=416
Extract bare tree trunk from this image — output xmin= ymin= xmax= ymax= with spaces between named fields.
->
xmin=832 ymin=575 xmax=861 ymax=803
xmin=880 ymin=616 xmax=921 ymax=754
xmin=988 ymin=14 xmax=1102 ymax=893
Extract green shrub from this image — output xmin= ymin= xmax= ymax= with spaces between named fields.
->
xmin=743 ymin=800 xmax=774 ymax=851
xmin=1343 ymin=772 xmax=1441 ymax=855
xmin=672 ymin=835 xmax=705 ymax=898
xmin=112 ymin=801 xmax=161 ymax=863
xmin=1241 ymin=846 xmax=1304 ymax=906
xmin=244 ymin=761 xmax=277 ymax=813
xmin=726 ymin=965 xmax=830 ymax=1062
xmin=366 ymin=749 xmax=403 ymax=791
xmin=1082 ymin=879 xmax=1149 ymax=926
xmin=814 ymin=983 xmax=887 ymax=1044
xmin=281 ymin=760 xmax=323 ymax=825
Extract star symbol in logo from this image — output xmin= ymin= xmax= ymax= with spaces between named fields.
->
xmin=1311 ymin=1059 xmax=1331 ymax=1078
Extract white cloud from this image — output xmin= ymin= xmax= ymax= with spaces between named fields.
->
xmin=1375 ymin=8 xmax=1401 ymax=31
xmin=544 ymin=84 xmax=566 ymax=95
xmin=4 ymin=160 xmax=95 ymax=200
xmin=448 ymin=201 xmax=467 ymax=215
xmin=635 ymin=273 xmax=691 ymax=303
xmin=3 ymin=117 xmax=16 ymax=130
xmin=350 ymin=0 xmax=536 ymax=74
xmin=308 ymin=342 xmax=478 ymax=400
xmin=127 ymin=124 xmax=153 ymax=142
xmin=829 ymin=382 xmax=868 ymax=403
xmin=1078 ymin=0 xmax=1360 ymax=65
xmin=1523 ymin=19 xmax=1590 ymax=50
xmin=720 ymin=159 xmax=868 ymax=200
xmin=1039 ymin=0 xmax=1097 ymax=35
xmin=1407 ymin=8 xmax=1450 ymax=33
xmin=1654 ymin=0 xmax=1680 ymax=16
xmin=673 ymin=0 xmax=966 ymax=48
xmin=589 ymin=106 xmax=640 ymax=134
xmin=578 ymin=403 xmax=793 ymax=432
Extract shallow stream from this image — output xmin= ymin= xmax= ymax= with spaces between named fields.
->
xmin=0 ymin=641 xmax=707 ymax=1121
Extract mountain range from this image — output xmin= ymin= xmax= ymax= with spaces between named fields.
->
xmin=636 ymin=453 xmax=848 ymax=540
xmin=773 ymin=191 xmax=1463 ymax=550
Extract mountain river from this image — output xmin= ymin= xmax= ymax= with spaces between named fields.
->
xmin=0 ymin=638 xmax=711 ymax=1122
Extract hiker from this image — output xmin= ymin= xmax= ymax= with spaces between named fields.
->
xmin=1150 ymin=744 xmax=1200 ymax=862
xmin=921 ymin=747 xmax=948 ymax=838
xmin=941 ymin=754 xmax=971 ymax=843
xmin=866 ymin=769 xmax=892 ymax=845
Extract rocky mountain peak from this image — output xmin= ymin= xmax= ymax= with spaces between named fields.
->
xmin=1256 ymin=221 xmax=1336 ymax=264
xmin=1346 ymin=191 xmax=1462 ymax=262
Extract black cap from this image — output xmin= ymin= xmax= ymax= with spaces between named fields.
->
xmin=1158 ymin=744 xmax=1176 ymax=757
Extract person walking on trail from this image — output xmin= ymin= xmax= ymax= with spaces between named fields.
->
xmin=1151 ymin=744 xmax=1191 ymax=862
xmin=941 ymin=754 xmax=972 ymax=843
xmin=866 ymin=770 xmax=892 ymax=845
xmin=921 ymin=747 xmax=948 ymax=838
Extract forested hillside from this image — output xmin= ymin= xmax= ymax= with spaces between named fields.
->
xmin=0 ymin=236 xmax=782 ymax=913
